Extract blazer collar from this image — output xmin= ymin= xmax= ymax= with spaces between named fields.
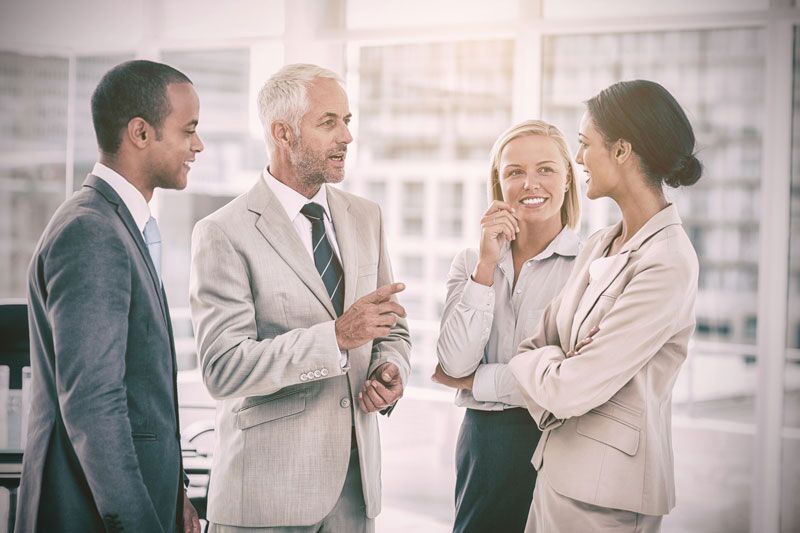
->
xmin=82 ymin=174 xmax=169 ymax=326
xmin=247 ymin=178 xmax=356 ymax=319
xmin=567 ymin=204 xmax=682 ymax=347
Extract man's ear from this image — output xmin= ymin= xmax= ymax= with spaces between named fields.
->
xmin=271 ymin=121 xmax=295 ymax=148
xmin=614 ymin=139 xmax=633 ymax=165
xmin=127 ymin=118 xmax=150 ymax=149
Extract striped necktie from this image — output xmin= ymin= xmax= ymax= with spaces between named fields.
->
xmin=300 ymin=202 xmax=344 ymax=316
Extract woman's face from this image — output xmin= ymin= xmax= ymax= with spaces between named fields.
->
xmin=576 ymin=112 xmax=620 ymax=200
xmin=498 ymin=134 xmax=568 ymax=227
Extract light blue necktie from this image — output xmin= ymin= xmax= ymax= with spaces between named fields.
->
xmin=143 ymin=216 xmax=162 ymax=281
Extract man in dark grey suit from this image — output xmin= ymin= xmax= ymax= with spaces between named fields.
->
xmin=15 ymin=60 xmax=204 ymax=532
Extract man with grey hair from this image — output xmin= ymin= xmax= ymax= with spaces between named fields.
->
xmin=190 ymin=63 xmax=411 ymax=532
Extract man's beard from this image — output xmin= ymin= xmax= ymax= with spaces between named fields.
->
xmin=289 ymin=138 xmax=342 ymax=189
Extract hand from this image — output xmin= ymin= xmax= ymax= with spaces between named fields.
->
xmin=473 ymin=201 xmax=519 ymax=285
xmin=566 ymin=326 xmax=599 ymax=357
xmin=335 ymin=283 xmax=407 ymax=351
xmin=358 ymin=362 xmax=404 ymax=413
xmin=430 ymin=363 xmax=475 ymax=391
xmin=182 ymin=490 xmax=201 ymax=533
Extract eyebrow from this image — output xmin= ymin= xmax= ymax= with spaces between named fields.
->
xmin=319 ymin=112 xmax=352 ymax=121
xmin=537 ymin=160 xmax=558 ymax=165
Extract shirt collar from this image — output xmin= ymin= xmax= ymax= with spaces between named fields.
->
xmin=263 ymin=167 xmax=332 ymax=223
xmin=91 ymin=162 xmax=151 ymax=233
xmin=498 ymin=225 xmax=581 ymax=264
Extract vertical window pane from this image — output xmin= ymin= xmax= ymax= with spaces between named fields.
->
xmin=401 ymin=181 xmax=425 ymax=236
xmin=73 ymin=54 xmax=134 ymax=190
xmin=541 ymin=28 xmax=764 ymax=531
xmin=782 ymin=25 xmax=800 ymax=533
xmin=437 ymin=182 xmax=463 ymax=238
xmin=0 ymin=52 xmax=69 ymax=299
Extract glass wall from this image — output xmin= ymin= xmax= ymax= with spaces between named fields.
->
xmin=541 ymin=27 xmax=764 ymax=531
xmin=0 ymin=3 xmax=798 ymax=532
xmin=353 ymin=39 xmax=514 ymax=388
xmin=0 ymin=52 xmax=69 ymax=299
xmin=782 ymin=25 xmax=800 ymax=533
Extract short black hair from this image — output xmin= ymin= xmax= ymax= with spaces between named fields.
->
xmin=586 ymin=80 xmax=702 ymax=188
xmin=91 ymin=60 xmax=192 ymax=154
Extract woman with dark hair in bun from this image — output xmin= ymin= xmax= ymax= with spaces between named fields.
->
xmin=507 ymin=80 xmax=701 ymax=532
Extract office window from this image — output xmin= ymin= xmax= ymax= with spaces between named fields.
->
xmin=437 ymin=182 xmax=463 ymax=238
xmin=541 ymin=28 xmax=764 ymax=531
xmin=73 ymin=54 xmax=134 ymax=190
xmin=0 ymin=52 xmax=69 ymax=299
xmin=156 ymin=48 xmax=269 ymax=321
xmin=782 ymin=25 xmax=800 ymax=533
xmin=401 ymin=181 xmax=425 ymax=236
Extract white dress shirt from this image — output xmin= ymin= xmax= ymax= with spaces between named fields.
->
xmin=436 ymin=227 xmax=581 ymax=410
xmin=263 ymin=167 xmax=347 ymax=368
xmin=91 ymin=162 xmax=151 ymax=236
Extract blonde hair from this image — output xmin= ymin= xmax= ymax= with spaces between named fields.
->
xmin=488 ymin=119 xmax=580 ymax=230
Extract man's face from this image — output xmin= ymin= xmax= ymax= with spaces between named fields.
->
xmin=290 ymin=77 xmax=353 ymax=188
xmin=147 ymin=82 xmax=204 ymax=191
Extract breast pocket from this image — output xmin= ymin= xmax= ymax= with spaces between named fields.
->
xmin=235 ymin=391 xmax=307 ymax=430
xmin=356 ymin=262 xmax=379 ymax=295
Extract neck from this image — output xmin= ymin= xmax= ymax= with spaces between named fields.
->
xmin=99 ymin=153 xmax=154 ymax=202
xmin=611 ymin=176 xmax=667 ymax=246
xmin=269 ymin=153 xmax=321 ymax=199
xmin=511 ymin=215 xmax=564 ymax=262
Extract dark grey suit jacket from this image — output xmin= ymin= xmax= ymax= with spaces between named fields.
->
xmin=15 ymin=175 xmax=184 ymax=532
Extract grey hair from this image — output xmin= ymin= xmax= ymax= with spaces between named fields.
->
xmin=257 ymin=63 xmax=344 ymax=155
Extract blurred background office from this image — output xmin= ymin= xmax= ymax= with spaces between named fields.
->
xmin=0 ymin=0 xmax=798 ymax=531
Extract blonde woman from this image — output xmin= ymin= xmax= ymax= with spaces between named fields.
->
xmin=510 ymin=80 xmax=701 ymax=532
xmin=432 ymin=120 xmax=581 ymax=532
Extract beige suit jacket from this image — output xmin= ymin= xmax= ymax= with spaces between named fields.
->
xmin=509 ymin=204 xmax=698 ymax=516
xmin=189 ymin=177 xmax=411 ymax=527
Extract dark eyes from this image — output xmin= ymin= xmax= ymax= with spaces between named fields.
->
xmin=538 ymin=166 xmax=554 ymax=174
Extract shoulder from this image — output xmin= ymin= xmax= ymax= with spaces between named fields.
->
xmin=193 ymin=193 xmax=249 ymax=241
xmin=330 ymin=187 xmax=380 ymax=219
xmin=637 ymin=224 xmax=699 ymax=283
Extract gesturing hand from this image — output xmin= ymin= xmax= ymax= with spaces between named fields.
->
xmin=566 ymin=326 xmax=599 ymax=357
xmin=359 ymin=362 xmax=404 ymax=413
xmin=335 ymin=283 xmax=406 ymax=351
xmin=472 ymin=201 xmax=519 ymax=286
xmin=430 ymin=363 xmax=475 ymax=391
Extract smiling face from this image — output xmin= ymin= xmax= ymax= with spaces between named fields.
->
xmin=290 ymin=77 xmax=353 ymax=189
xmin=145 ymin=82 xmax=203 ymax=191
xmin=575 ymin=111 xmax=621 ymax=200
xmin=498 ymin=134 xmax=569 ymax=227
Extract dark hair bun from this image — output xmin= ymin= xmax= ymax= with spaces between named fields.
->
xmin=665 ymin=154 xmax=702 ymax=188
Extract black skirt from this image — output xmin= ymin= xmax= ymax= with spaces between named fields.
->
xmin=453 ymin=408 xmax=542 ymax=533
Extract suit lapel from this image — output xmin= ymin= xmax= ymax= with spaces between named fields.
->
xmin=327 ymin=187 xmax=358 ymax=310
xmin=567 ymin=204 xmax=684 ymax=347
xmin=84 ymin=175 xmax=170 ymax=326
xmin=247 ymin=178 xmax=337 ymax=319
xmin=569 ymin=249 xmax=630 ymax=348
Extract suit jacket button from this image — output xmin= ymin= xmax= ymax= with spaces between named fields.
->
xmin=321 ymin=368 xmax=329 ymax=376
xmin=300 ymin=374 xmax=309 ymax=382
xmin=314 ymin=370 xmax=322 ymax=378
xmin=340 ymin=398 xmax=351 ymax=408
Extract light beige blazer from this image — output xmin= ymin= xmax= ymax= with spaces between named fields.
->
xmin=189 ymin=177 xmax=411 ymax=527
xmin=509 ymin=204 xmax=698 ymax=516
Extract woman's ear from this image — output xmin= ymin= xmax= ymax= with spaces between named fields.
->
xmin=614 ymin=139 xmax=633 ymax=164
